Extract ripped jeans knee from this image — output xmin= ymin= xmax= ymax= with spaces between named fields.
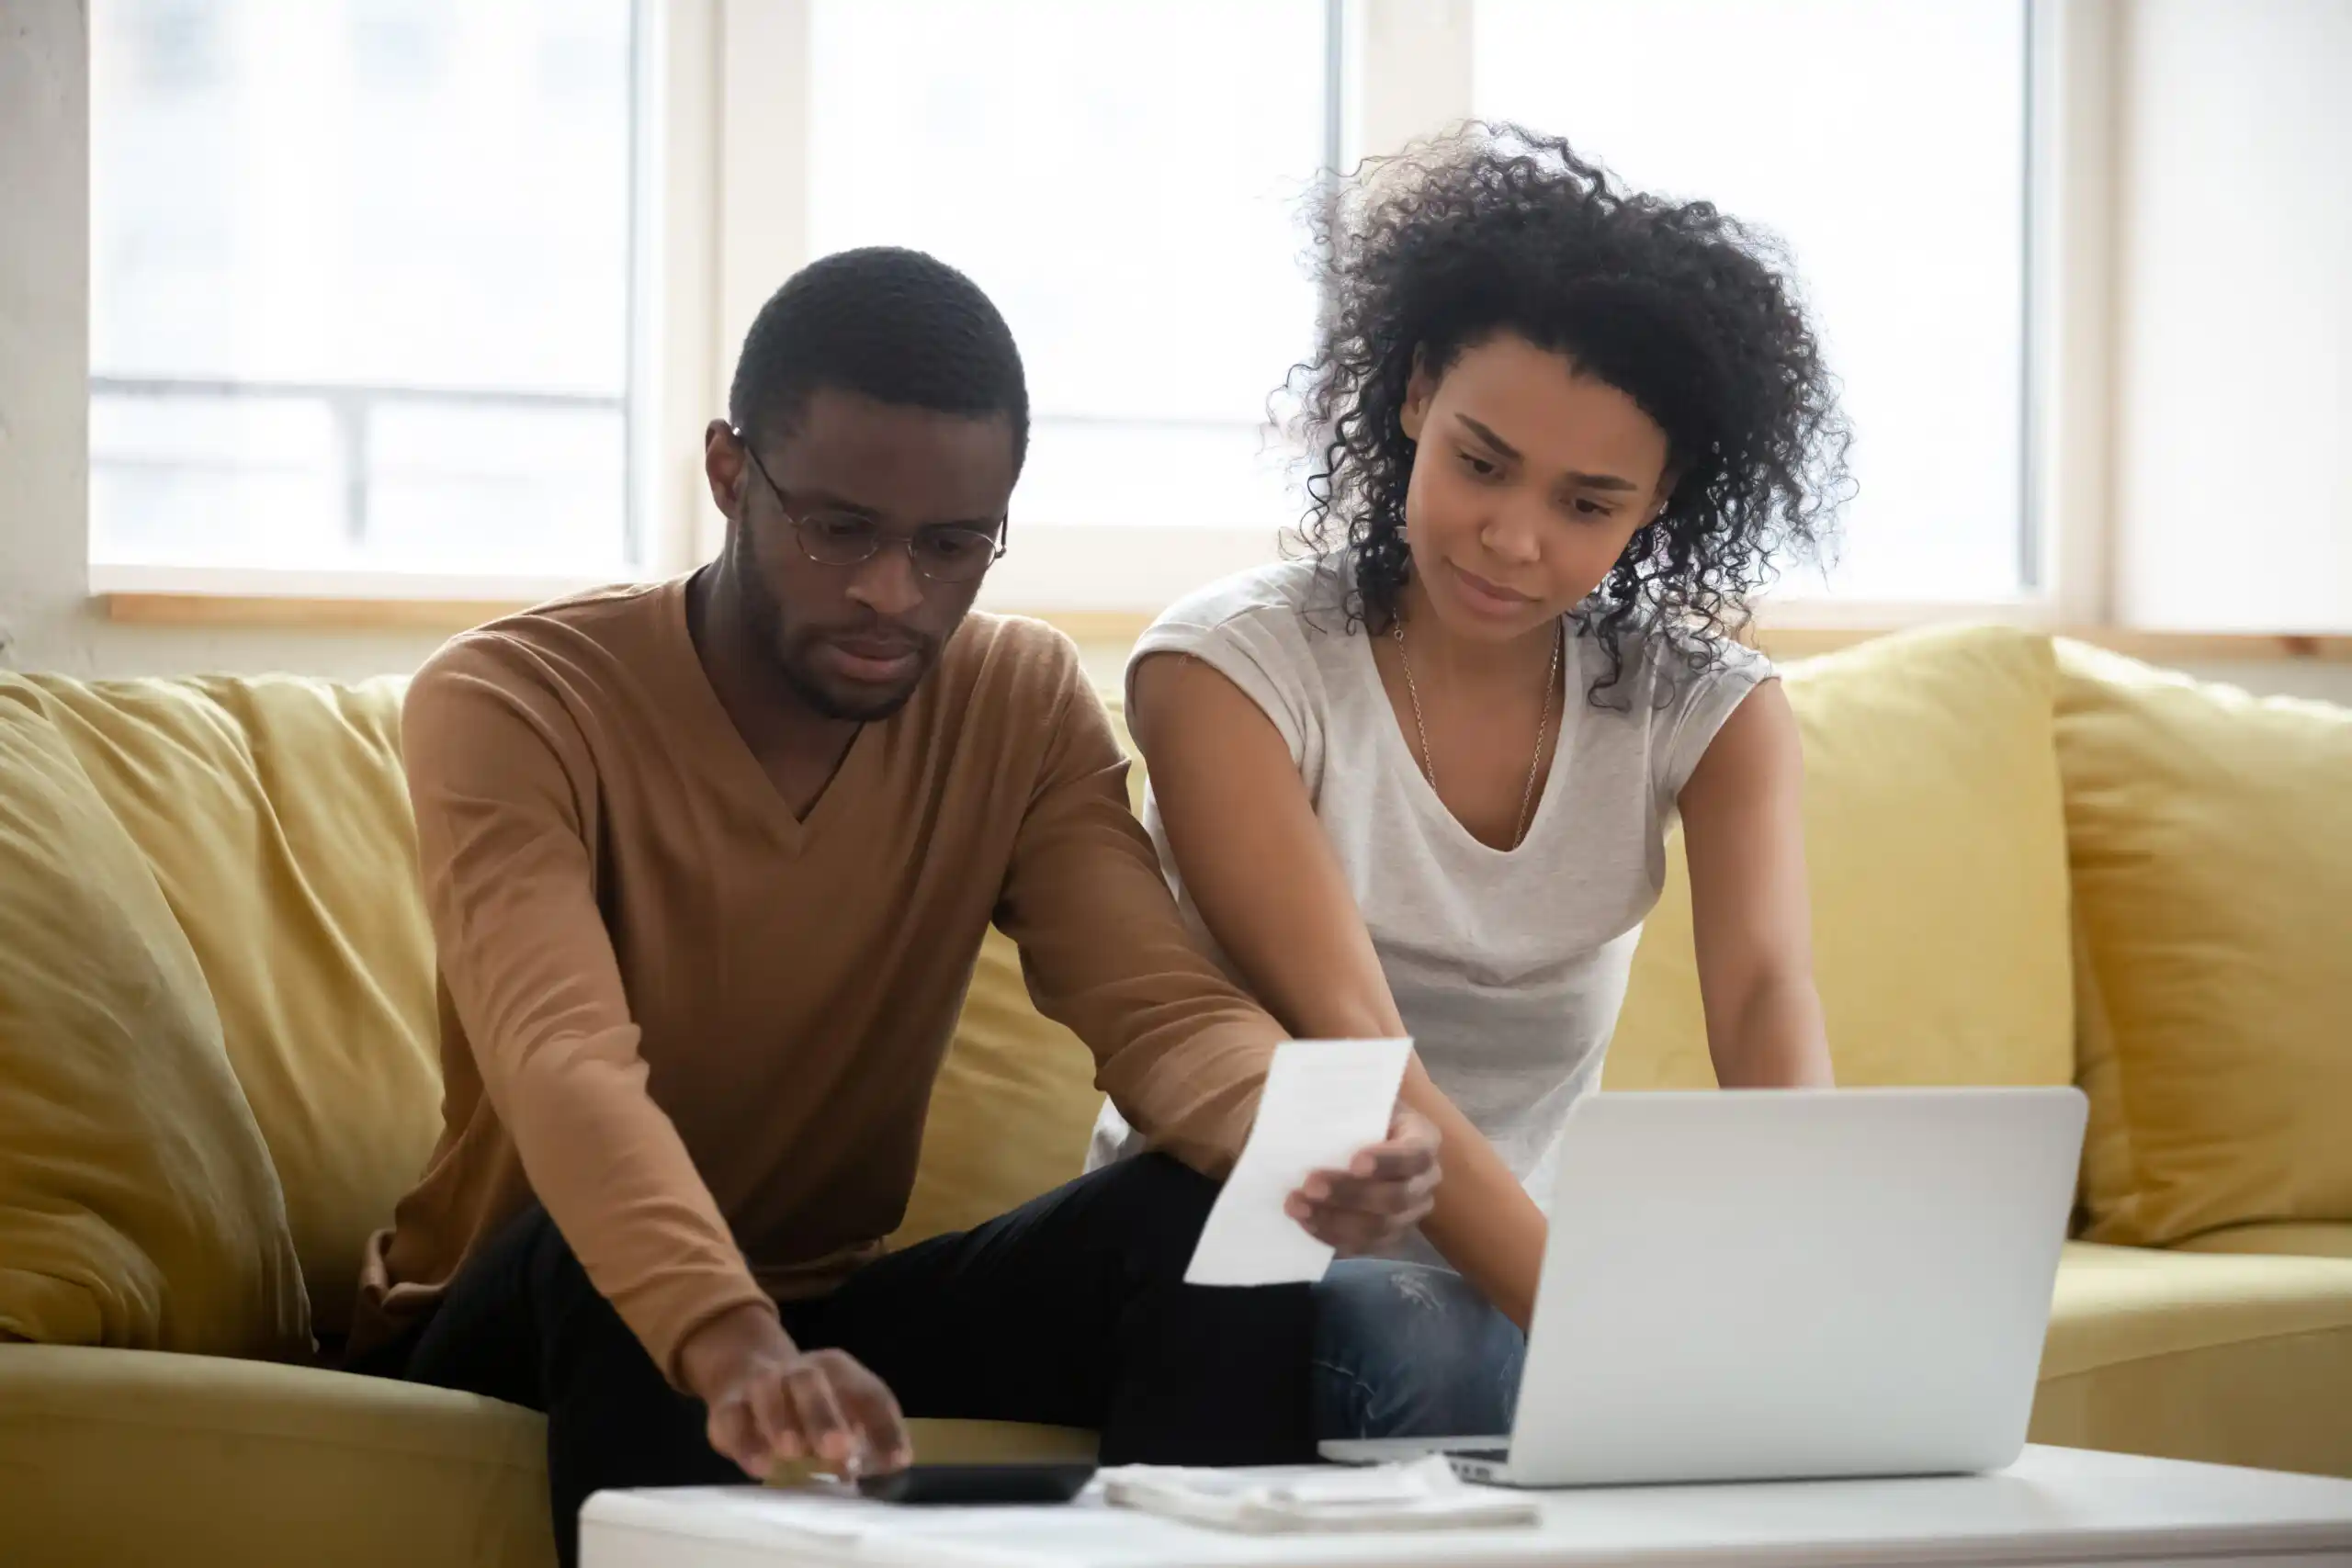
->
xmin=1309 ymin=1258 xmax=1526 ymax=1441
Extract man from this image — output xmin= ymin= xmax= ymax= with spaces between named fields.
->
xmin=345 ymin=247 xmax=1441 ymax=1565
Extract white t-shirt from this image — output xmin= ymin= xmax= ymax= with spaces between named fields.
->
xmin=1088 ymin=558 xmax=1771 ymax=1254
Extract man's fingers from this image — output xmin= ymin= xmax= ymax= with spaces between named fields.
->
xmin=706 ymin=1397 xmax=766 ymax=1479
xmin=711 ymin=1382 xmax=799 ymax=1480
xmin=833 ymin=1365 xmax=915 ymax=1473
xmin=784 ymin=1361 xmax=858 ymax=1471
xmin=746 ymin=1365 xmax=801 ymax=1460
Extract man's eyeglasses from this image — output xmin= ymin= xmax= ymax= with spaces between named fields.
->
xmin=731 ymin=427 xmax=1008 ymax=586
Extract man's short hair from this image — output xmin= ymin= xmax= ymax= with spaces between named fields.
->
xmin=727 ymin=247 xmax=1029 ymax=474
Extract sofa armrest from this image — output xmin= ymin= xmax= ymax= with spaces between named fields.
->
xmin=0 ymin=1343 xmax=551 ymax=1568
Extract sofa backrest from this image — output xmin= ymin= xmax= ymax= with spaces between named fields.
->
xmin=2054 ymin=639 xmax=2352 ymax=1249
xmin=0 ymin=665 xmax=1114 ymax=1344
xmin=5 ymin=625 xmax=2345 ymax=1359
xmin=1 ymin=674 xmax=443 ymax=1341
xmin=0 ymin=675 xmax=312 ymax=1359
xmin=1604 ymin=624 xmax=2077 ymax=1094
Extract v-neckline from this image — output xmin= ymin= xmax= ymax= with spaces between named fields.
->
xmin=1356 ymin=615 xmax=1572 ymax=861
xmin=658 ymin=575 xmax=880 ymax=857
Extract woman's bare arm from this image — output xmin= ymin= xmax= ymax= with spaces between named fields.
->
xmin=1678 ymin=680 xmax=1836 ymax=1089
xmin=1129 ymin=652 xmax=1549 ymax=1327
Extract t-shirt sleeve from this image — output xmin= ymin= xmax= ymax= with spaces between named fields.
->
xmin=1125 ymin=602 xmax=1315 ymax=765
xmin=1653 ymin=639 xmax=1777 ymax=813
xmin=401 ymin=636 xmax=775 ymax=1388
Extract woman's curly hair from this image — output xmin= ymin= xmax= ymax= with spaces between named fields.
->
xmin=1287 ymin=122 xmax=1853 ymax=707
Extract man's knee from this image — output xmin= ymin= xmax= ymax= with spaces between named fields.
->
xmin=503 ymin=1203 xmax=592 ymax=1300
xmin=1100 ymin=1151 xmax=1218 ymax=1233
xmin=496 ymin=1202 xmax=642 ymax=1367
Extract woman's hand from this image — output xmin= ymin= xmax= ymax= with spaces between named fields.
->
xmin=1286 ymin=1106 xmax=1442 ymax=1254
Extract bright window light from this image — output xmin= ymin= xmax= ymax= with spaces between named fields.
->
xmin=88 ymin=0 xmax=643 ymax=577
xmin=1474 ymin=0 xmax=2030 ymax=603
xmin=808 ymin=0 xmax=1331 ymax=536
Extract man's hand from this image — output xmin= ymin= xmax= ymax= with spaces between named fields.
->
xmin=1284 ymin=1106 xmax=1442 ymax=1255
xmin=677 ymin=1302 xmax=912 ymax=1482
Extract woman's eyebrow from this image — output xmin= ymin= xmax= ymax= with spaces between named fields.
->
xmin=1458 ymin=412 xmax=1637 ymax=491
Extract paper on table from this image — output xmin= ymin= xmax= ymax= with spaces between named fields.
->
xmin=1183 ymin=1038 xmax=1413 ymax=1288
xmin=1101 ymin=1454 xmax=1540 ymax=1533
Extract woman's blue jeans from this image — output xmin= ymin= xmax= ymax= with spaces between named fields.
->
xmin=1309 ymin=1259 xmax=1526 ymax=1439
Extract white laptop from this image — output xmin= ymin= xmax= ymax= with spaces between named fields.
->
xmin=1319 ymin=1085 xmax=2086 ymax=1488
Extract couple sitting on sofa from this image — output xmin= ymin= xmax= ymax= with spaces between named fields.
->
xmin=341 ymin=123 xmax=1846 ymax=1565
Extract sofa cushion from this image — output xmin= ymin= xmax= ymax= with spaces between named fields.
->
xmin=22 ymin=675 xmax=446 ymax=1336
xmin=1606 ymin=626 xmax=2075 ymax=1091
xmin=0 ymin=1342 xmax=1094 ymax=1568
xmin=2173 ymin=1223 xmax=2352 ymax=1261
xmin=0 ymin=680 xmax=310 ymax=1358
xmin=2056 ymin=642 xmax=2352 ymax=1248
xmin=0 ymin=1343 xmax=550 ymax=1568
xmin=2033 ymin=1242 xmax=2352 ymax=1478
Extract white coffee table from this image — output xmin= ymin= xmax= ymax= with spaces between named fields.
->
xmin=580 ymin=1444 xmax=2352 ymax=1568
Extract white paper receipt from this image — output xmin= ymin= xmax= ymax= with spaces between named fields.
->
xmin=1183 ymin=1037 xmax=1413 ymax=1288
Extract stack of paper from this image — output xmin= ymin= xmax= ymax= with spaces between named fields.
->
xmin=1101 ymin=1456 xmax=1539 ymax=1534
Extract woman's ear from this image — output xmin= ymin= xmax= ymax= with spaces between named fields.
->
xmin=1400 ymin=350 xmax=1437 ymax=443
xmin=1649 ymin=465 xmax=1681 ymax=525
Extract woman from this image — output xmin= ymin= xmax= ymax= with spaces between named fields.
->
xmin=1090 ymin=123 xmax=1853 ymax=1441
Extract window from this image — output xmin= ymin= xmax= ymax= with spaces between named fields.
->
xmin=89 ymin=0 xmax=647 ymax=581
xmin=1471 ymin=0 xmax=2031 ymax=604
xmin=807 ymin=0 xmax=1333 ymax=537
xmin=88 ymin=0 xmax=2046 ymax=620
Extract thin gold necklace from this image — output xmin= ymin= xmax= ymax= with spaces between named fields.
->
xmin=1392 ymin=615 xmax=1563 ymax=850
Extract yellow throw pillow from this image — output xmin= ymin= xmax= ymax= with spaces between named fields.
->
xmin=2056 ymin=640 xmax=2352 ymax=1247
xmin=25 ymin=675 xmax=444 ymax=1337
xmin=0 ymin=679 xmax=311 ymax=1357
xmin=1606 ymin=626 xmax=2075 ymax=1092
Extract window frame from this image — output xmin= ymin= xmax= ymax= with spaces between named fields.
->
xmin=91 ymin=0 xmax=2115 ymax=637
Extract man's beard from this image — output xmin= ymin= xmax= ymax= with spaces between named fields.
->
xmin=738 ymin=528 xmax=933 ymax=723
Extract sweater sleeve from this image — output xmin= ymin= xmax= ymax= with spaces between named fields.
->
xmin=993 ymin=645 xmax=1289 ymax=1176
xmin=401 ymin=637 xmax=775 ymax=1387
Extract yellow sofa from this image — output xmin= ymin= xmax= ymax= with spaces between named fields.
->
xmin=4 ymin=625 xmax=2349 ymax=1568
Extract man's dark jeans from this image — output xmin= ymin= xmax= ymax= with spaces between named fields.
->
xmin=356 ymin=1155 xmax=1314 ymax=1566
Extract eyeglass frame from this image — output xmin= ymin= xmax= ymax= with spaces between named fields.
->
xmin=727 ymin=425 xmax=1010 ymax=584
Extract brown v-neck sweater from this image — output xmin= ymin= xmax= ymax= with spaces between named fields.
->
xmin=349 ymin=578 xmax=1283 ymax=1382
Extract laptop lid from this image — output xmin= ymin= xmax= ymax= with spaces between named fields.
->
xmin=1503 ymin=1085 xmax=2086 ymax=1486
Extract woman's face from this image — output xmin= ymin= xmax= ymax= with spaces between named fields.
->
xmin=1398 ymin=333 xmax=1672 ymax=642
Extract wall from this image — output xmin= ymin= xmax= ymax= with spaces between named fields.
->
xmin=4 ymin=1 xmax=2349 ymax=704
xmin=2112 ymin=0 xmax=2352 ymax=636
